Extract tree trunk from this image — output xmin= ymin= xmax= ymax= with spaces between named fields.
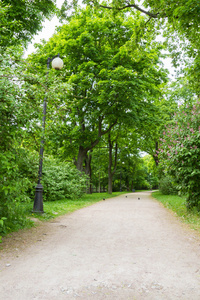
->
xmin=131 ymin=180 xmax=134 ymax=191
xmin=75 ymin=146 xmax=87 ymax=172
xmin=108 ymin=135 xmax=113 ymax=194
xmin=98 ymin=171 xmax=101 ymax=193
xmin=107 ymin=134 xmax=118 ymax=194
xmin=108 ymin=169 xmax=112 ymax=194
xmin=153 ymin=141 xmax=159 ymax=166
xmin=85 ymin=151 xmax=92 ymax=194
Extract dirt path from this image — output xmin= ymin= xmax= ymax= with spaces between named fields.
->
xmin=1 ymin=191 xmax=200 ymax=300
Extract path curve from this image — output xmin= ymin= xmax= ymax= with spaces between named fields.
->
xmin=1 ymin=191 xmax=200 ymax=299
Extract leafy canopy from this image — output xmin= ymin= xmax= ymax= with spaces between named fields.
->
xmin=28 ymin=7 xmax=168 ymax=171
xmin=0 ymin=0 xmax=57 ymax=48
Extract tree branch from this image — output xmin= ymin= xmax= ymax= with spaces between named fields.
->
xmin=86 ymin=118 xmax=118 ymax=151
xmin=97 ymin=2 xmax=159 ymax=18
xmin=102 ymin=119 xmax=118 ymax=136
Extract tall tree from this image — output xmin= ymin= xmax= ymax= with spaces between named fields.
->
xmin=60 ymin=0 xmax=200 ymax=90
xmin=28 ymin=7 xmax=167 ymax=172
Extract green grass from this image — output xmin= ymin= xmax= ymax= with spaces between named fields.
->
xmin=26 ymin=191 xmax=127 ymax=222
xmin=152 ymin=191 xmax=200 ymax=232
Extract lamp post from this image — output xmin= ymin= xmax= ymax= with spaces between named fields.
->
xmin=33 ymin=54 xmax=63 ymax=213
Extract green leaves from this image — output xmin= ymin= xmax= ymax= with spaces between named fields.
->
xmin=42 ymin=157 xmax=88 ymax=201
xmin=0 ymin=0 xmax=57 ymax=48
xmin=0 ymin=217 xmax=7 ymax=227
xmin=0 ymin=148 xmax=37 ymax=234
xmin=159 ymin=100 xmax=200 ymax=210
xmin=27 ymin=6 xmax=168 ymax=172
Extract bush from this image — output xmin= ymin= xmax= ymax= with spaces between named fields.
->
xmin=0 ymin=147 xmax=87 ymax=234
xmin=159 ymin=176 xmax=178 ymax=195
xmin=42 ymin=157 xmax=88 ymax=201
xmin=159 ymin=100 xmax=200 ymax=209
xmin=0 ymin=149 xmax=37 ymax=235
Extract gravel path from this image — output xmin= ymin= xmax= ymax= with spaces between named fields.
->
xmin=1 ymin=191 xmax=200 ymax=299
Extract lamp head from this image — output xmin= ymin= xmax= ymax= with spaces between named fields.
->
xmin=51 ymin=57 xmax=64 ymax=70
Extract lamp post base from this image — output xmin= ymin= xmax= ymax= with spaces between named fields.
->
xmin=33 ymin=183 xmax=44 ymax=213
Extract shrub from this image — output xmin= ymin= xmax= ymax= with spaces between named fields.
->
xmin=42 ymin=157 xmax=88 ymax=201
xmin=0 ymin=149 xmax=37 ymax=234
xmin=0 ymin=147 xmax=87 ymax=234
xmin=159 ymin=176 xmax=178 ymax=195
xmin=159 ymin=100 xmax=200 ymax=210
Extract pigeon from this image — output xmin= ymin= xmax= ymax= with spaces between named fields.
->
xmin=138 ymin=197 xmax=140 ymax=200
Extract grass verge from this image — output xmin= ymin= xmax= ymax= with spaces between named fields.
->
xmin=0 ymin=192 xmax=128 ymax=244
xmin=26 ymin=191 xmax=127 ymax=222
xmin=152 ymin=191 xmax=200 ymax=233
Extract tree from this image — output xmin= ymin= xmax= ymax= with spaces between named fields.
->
xmin=0 ymin=0 xmax=57 ymax=48
xmin=138 ymin=87 xmax=179 ymax=165
xmin=28 ymin=7 xmax=167 ymax=173
xmin=60 ymin=0 xmax=200 ymax=93
xmin=60 ymin=0 xmax=200 ymax=40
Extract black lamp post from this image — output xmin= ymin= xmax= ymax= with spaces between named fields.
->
xmin=33 ymin=54 xmax=64 ymax=213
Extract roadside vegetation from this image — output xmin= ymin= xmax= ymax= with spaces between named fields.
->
xmin=1 ymin=0 xmax=200 ymax=241
xmin=0 ymin=192 xmax=127 ymax=242
xmin=27 ymin=192 xmax=127 ymax=221
xmin=152 ymin=191 xmax=200 ymax=233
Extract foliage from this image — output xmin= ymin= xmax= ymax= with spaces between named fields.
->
xmin=0 ymin=47 xmax=40 ymax=234
xmin=60 ymin=0 xmax=200 ymax=92
xmin=142 ymin=154 xmax=159 ymax=188
xmin=143 ymin=0 xmax=200 ymax=89
xmin=0 ymin=149 xmax=37 ymax=235
xmin=143 ymin=0 xmax=200 ymax=39
xmin=61 ymin=0 xmax=200 ymax=44
xmin=42 ymin=157 xmax=88 ymax=201
xmin=0 ymin=47 xmax=69 ymax=233
xmin=0 ymin=47 xmax=53 ymax=153
xmin=159 ymin=99 xmax=200 ymax=210
xmin=0 ymin=149 xmax=88 ymax=234
xmin=0 ymin=0 xmax=57 ymax=48
xmin=28 ymin=7 xmax=168 ymax=173
xmin=90 ymin=131 xmax=154 ymax=193
xmin=115 ymin=153 xmax=150 ymax=191
xmin=3 ymin=0 xmax=197 ymax=235
xmin=0 ymin=217 xmax=7 ymax=242
xmin=159 ymin=176 xmax=178 ymax=195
